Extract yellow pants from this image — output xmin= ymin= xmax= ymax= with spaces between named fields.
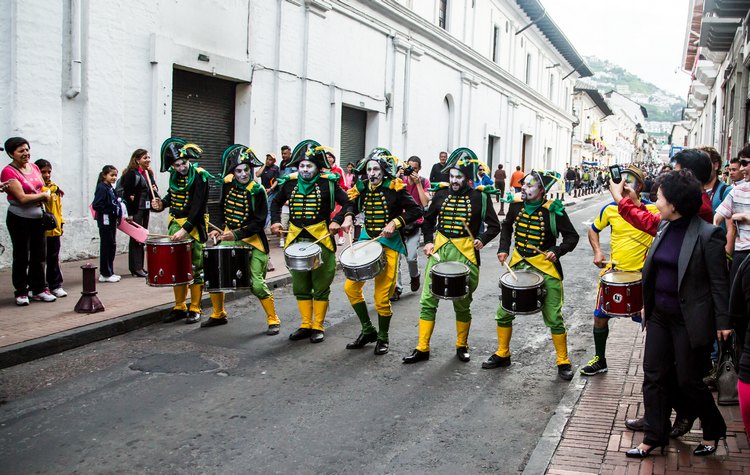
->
xmin=344 ymin=247 xmax=399 ymax=317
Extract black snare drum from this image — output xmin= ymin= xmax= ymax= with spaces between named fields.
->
xmin=499 ymin=269 xmax=546 ymax=315
xmin=430 ymin=262 xmax=470 ymax=300
xmin=203 ymin=246 xmax=251 ymax=292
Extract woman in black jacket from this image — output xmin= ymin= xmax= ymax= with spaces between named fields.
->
xmin=120 ymin=149 xmax=158 ymax=277
xmin=626 ymin=170 xmax=732 ymax=458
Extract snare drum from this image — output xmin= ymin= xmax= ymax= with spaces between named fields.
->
xmin=599 ymin=271 xmax=643 ymax=317
xmin=430 ymin=262 xmax=470 ymax=300
xmin=203 ymin=246 xmax=251 ymax=292
xmin=145 ymin=237 xmax=194 ymax=287
xmin=340 ymin=241 xmax=386 ymax=281
xmin=499 ymin=269 xmax=546 ymax=315
xmin=284 ymin=241 xmax=323 ymax=271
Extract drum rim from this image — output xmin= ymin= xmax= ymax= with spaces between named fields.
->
xmin=284 ymin=246 xmax=322 ymax=258
xmin=600 ymin=271 xmax=642 ymax=285
xmin=340 ymin=242 xmax=384 ymax=266
xmin=431 ymin=261 xmax=470 ymax=277
xmin=146 ymin=237 xmax=194 ymax=245
xmin=204 ymin=245 xmax=250 ymax=251
xmin=500 ymin=270 xmax=544 ymax=288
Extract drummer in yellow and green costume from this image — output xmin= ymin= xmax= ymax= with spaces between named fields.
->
xmin=269 ymin=140 xmax=350 ymax=343
xmin=402 ymin=147 xmax=501 ymax=364
xmin=202 ymin=145 xmax=282 ymax=335
xmin=152 ymin=138 xmax=211 ymax=325
xmin=341 ymin=148 xmax=423 ymax=356
xmin=483 ymin=170 xmax=580 ymax=381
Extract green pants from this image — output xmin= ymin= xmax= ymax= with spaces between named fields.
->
xmin=290 ymin=241 xmax=336 ymax=301
xmin=168 ymin=221 xmax=204 ymax=285
xmin=419 ymin=242 xmax=479 ymax=323
xmin=495 ymin=261 xmax=565 ymax=334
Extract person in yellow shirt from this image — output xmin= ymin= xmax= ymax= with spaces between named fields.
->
xmin=581 ymin=165 xmax=657 ymax=376
xmin=35 ymin=159 xmax=67 ymax=298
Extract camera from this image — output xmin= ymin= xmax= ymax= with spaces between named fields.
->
xmin=609 ymin=165 xmax=622 ymax=184
xmin=403 ymin=166 xmax=414 ymax=177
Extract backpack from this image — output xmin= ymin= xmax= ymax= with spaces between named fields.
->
xmin=114 ymin=177 xmax=125 ymax=198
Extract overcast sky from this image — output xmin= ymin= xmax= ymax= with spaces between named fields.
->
xmin=540 ymin=0 xmax=692 ymax=98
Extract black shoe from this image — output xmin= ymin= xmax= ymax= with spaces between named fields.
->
xmin=482 ymin=354 xmax=510 ymax=369
xmin=558 ymin=364 xmax=574 ymax=380
xmin=163 ymin=309 xmax=187 ymax=323
xmin=346 ymin=331 xmax=378 ymax=349
xmin=185 ymin=311 xmax=201 ymax=324
xmin=625 ymin=418 xmax=645 ymax=432
xmin=456 ymin=346 xmax=470 ymax=362
xmin=669 ymin=417 xmax=695 ymax=439
xmin=200 ymin=317 xmax=227 ymax=328
xmin=390 ymin=288 xmax=402 ymax=302
xmin=266 ymin=324 xmax=280 ymax=336
xmin=131 ymin=269 xmax=147 ymax=278
xmin=374 ymin=340 xmax=389 ymax=355
xmin=309 ymin=330 xmax=325 ymax=343
xmin=625 ymin=444 xmax=666 ymax=458
xmin=693 ymin=438 xmax=724 ymax=456
xmin=289 ymin=328 xmax=312 ymax=341
xmin=402 ymin=349 xmax=429 ymax=364
xmin=410 ymin=275 xmax=420 ymax=292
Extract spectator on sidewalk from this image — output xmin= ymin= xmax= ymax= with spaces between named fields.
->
xmin=257 ymin=152 xmax=280 ymax=221
xmin=1 ymin=137 xmax=56 ymax=306
xmin=120 ymin=149 xmax=158 ymax=278
xmin=326 ymin=151 xmax=348 ymax=245
xmin=510 ymin=165 xmax=524 ymax=192
xmin=429 ymin=151 xmax=449 ymax=184
xmin=729 ymin=157 xmax=746 ymax=186
xmin=278 ymin=145 xmax=294 ymax=249
xmin=35 ymin=159 xmax=67 ymax=298
xmin=625 ymin=170 xmax=730 ymax=459
xmin=92 ymin=165 xmax=122 ymax=283
xmin=494 ymin=164 xmax=506 ymax=205
xmin=565 ymin=166 xmax=575 ymax=195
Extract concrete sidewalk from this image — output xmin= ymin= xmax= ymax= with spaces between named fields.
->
xmin=540 ymin=317 xmax=750 ymax=474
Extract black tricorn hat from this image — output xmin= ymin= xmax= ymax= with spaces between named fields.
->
xmin=160 ymin=137 xmax=202 ymax=172
xmin=221 ymin=144 xmax=262 ymax=176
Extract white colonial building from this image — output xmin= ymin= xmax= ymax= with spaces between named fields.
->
xmin=0 ymin=0 xmax=591 ymax=265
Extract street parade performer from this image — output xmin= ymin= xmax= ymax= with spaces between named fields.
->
xmin=402 ymin=147 xmax=501 ymax=364
xmin=342 ymin=148 xmax=422 ymax=355
xmin=581 ymin=165 xmax=657 ymax=376
xmin=270 ymin=139 xmax=349 ymax=343
xmin=484 ymin=170 xmax=580 ymax=380
xmin=202 ymin=144 xmax=282 ymax=335
xmin=152 ymin=138 xmax=211 ymax=325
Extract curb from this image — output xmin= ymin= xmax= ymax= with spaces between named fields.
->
xmin=522 ymin=372 xmax=588 ymax=474
xmin=0 ymin=274 xmax=293 ymax=370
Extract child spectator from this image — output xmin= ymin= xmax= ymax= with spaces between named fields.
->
xmin=35 ymin=159 xmax=67 ymax=297
xmin=92 ymin=165 xmax=122 ymax=282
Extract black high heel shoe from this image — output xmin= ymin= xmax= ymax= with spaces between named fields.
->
xmin=625 ymin=443 xmax=667 ymax=458
xmin=693 ymin=437 xmax=725 ymax=456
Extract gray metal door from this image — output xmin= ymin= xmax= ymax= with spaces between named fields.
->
xmin=171 ymin=68 xmax=236 ymax=221
xmin=340 ymin=106 xmax=367 ymax=167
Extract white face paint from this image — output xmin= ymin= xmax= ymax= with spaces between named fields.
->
xmin=173 ymin=159 xmax=190 ymax=176
xmin=366 ymin=160 xmax=384 ymax=186
xmin=233 ymin=163 xmax=251 ymax=184
xmin=449 ymin=168 xmax=467 ymax=191
xmin=521 ymin=174 xmax=543 ymax=201
xmin=298 ymin=160 xmax=318 ymax=180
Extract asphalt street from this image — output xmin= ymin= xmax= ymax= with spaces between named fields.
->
xmin=0 ymin=195 xmax=617 ymax=474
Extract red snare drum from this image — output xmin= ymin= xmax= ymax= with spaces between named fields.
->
xmin=146 ymin=237 xmax=194 ymax=287
xmin=599 ymin=271 xmax=643 ymax=317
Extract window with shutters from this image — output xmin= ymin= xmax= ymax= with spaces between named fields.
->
xmin=340 ymin=106 xmax=367 ymax=167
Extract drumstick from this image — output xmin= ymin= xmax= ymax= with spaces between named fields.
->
xmin=503 ymin=260 xmax=518 ymax=281
xmin=462 ymin=221 xmax=475 ymax=241
xmin=208 ymin=222 xmax=224 ymax=233
xmin=530 ymin=245 xmax=546 ymax=256
xmin=627 ymin=234 xmax=652 ymax=249
xmin=144 ymin=171 xmax=157 ymax=201
xmin=301 ymin=232 xmax=332 ymax=251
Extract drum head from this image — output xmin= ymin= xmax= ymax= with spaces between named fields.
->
xmin=340 ymin=241 xmax=383 ymax=266
xmin=146 ymin=237 xmax=193 ymax=245
xmin=285 ymin=241 xmax=321 ymax=258
xmin=432 ymin=261 xmax=470 ymax=276
xmin=601 ymin=271 xmax=642 ymax=284
xmin=501 ymin=269 xmax=543 ymax=287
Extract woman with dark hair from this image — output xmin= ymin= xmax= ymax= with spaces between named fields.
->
xmin=92 ymin=165 xmax=122 ymax=282
xmin=120 ymin=149 xmax=158 ymax=277
xmin=626 ymin=170 xmax=731 ymax=458
xmin=0 ymin=137 xmax=56 ymax=305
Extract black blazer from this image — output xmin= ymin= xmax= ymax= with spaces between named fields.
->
xmin=642 ymin=215 xmax=731 ymax=348
xmin=121 ymin=168 xmax=158 ymax=216
xmin=91 ymin=182 xmax=122 ymax=228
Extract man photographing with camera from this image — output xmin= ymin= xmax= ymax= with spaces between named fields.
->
xmin=392 ymin=156 xmax=431 ymax=300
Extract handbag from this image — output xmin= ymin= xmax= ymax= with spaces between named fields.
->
xmin=41 ymin=204 xmax=58 ymax=231
xmin=717 ymin=333 xmax=739 ymax=406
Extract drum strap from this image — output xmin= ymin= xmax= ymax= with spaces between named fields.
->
xmin=542 ymin=200 xmax=558 ymax=239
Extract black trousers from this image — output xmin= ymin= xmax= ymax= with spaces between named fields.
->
xmin=45 ymin=235 xmax=63 ymax=290
xmin=6 ymin=211 xmax=47 ymax=296
xmin=99 ymin=226 xmax=117 ymax=277
xmin=642 ymin=312 xmax=726 ymax=445
xmin=128 ymin=208 xmax=150 ymax=273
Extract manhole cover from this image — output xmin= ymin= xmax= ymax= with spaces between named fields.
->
xmin=129 ymin=352 xmax=220 ymax=374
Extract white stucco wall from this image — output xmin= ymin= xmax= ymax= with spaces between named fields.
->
xmin=0 ymin=0 xmax=584 ymax=268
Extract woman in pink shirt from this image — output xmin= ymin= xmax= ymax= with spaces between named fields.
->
xmin=1 ymin=137 xmax=57 ymax=305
